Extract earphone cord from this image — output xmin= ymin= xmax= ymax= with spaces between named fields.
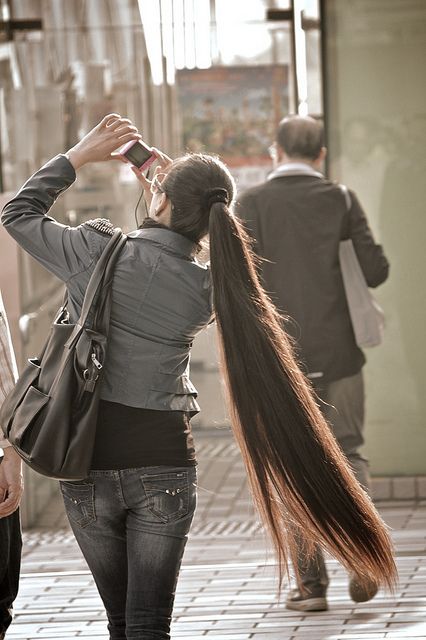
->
xmin=134 ymin=188 xmax=145 ymax=228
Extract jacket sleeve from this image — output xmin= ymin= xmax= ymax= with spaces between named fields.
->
xmin=346 ymin=190 xmax=390 ymax=288
xmin=0 ymin=294 xmax=18 ymax=449
xmin=1 ymin=155 xmax=108 ymax=282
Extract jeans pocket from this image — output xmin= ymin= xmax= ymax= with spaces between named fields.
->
xmin=140 ymin=470 xmax=191 ymax=523
xmin=60 ymin=481 xmax=96 ymax=528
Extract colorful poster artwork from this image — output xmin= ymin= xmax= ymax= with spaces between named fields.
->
xmin=176 ymin=65 xmax=289 ymax=168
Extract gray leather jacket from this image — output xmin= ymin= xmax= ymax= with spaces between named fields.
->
xmin=1 ymin=155 xmax=213 ymax=413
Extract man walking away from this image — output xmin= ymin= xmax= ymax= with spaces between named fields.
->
xmin=236 ymin=115 xmax=389 ymax=611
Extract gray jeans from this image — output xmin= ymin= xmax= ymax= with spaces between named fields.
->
xmin=296 ymin=371 xmax=369 ymax=594
xmin=60 ymin=466 xmax=197 ymax=640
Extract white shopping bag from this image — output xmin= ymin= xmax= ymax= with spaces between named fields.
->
xmin=339 ymin=239 xmax=385 ymax=348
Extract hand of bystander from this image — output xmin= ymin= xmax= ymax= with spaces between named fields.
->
xmin=0 ymin=447 xmax=23 ymax=518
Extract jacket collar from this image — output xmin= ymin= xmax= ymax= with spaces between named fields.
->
xmin=127 ymin=227 xmax=197 ymax=258
xmin=268 ymin=162 xmax=324 ymax=181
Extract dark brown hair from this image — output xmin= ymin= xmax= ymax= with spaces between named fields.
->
xmin=163 ymin=153 xmax=397 ymax=592
xmin=277 ymin=114 xmax=324 ymax=160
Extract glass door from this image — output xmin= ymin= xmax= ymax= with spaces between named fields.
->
xmin=321 ymin=0 xmax=426 ymax=476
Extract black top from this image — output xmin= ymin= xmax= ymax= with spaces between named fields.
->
xmin=236 ymin=173 xmax=390 ymax=383
xmin=90 ymin=400 xmax=196 ymax=470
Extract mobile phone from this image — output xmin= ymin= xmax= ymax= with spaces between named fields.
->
xmin=120 ymin=140 xmax=156 ymax=171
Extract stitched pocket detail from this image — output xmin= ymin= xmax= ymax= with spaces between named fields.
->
xmin=60 ymin=481 xmax=96 ymax=528
xmin=141 ymin=471 xmax=190 ymax=523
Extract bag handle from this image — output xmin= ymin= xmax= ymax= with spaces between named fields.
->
xmin=43 ymin=230 xmax=126 ymax=399
xmin=78 ymin=229 xmax=125 ymax=328
xmin=64 ymin=230 xmax=126 ymax=348
xmin=91 ymin=233 xmax=128 ymax=335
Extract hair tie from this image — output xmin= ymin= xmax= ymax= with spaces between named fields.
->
xmin=203 ymin=187 xmax=229 ymax=209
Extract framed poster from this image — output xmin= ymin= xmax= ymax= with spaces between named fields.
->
xmin=176 ymin=65 xmax=289 ymax=168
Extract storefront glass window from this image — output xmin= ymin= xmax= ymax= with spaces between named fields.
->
xmin=324 ymin=0 xmax=426 ymax=475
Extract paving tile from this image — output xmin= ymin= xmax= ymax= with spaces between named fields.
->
xmin=417 ymin=477 xmax=426 ymax=500
xmin=385 ymin=622 xmax=426 ymax=632
xmin=392 ymin=478 xmax=417 ymax=500
xmin=246 ymin=636 xmax=294 ymax=640
xmin=337 ymin=635 xmax=387 ymax=639
xmin=255 ymin=621 xmax=302 ymax=628
xmin=373 ymin=478 xmax=393 ymax=501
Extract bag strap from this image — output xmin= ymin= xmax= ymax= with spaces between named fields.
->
xmin=91 ymin=233 xmax=128 ymax=335
xmin=339 ymin=184 xmax=352 ymax=212
xmin=78 ymin=229 xmax=125 ymax=329
xmin=48 ymin=231 xmax=126 ymax=398
xmin=338 ymin=184 xmax=352 ymax=241
xmin=64 ymin=230 xmax=126 ymax=348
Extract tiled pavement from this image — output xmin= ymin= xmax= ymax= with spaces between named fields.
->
xmin=7 ymin=431 xmax=426 ymax=640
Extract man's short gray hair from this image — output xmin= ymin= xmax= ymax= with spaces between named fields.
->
xmin=276 ymin=115 xmax=324 ymax=160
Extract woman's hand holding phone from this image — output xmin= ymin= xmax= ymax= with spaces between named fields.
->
xmin=66 ymin=113 xmax=142 ymax=171
xmin=65 ymin=112 xmax=172 ymax=208
xmin=130 ymin=147 xmax=173 ymax=208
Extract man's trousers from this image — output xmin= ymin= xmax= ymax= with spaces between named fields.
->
xmin=296 ymin=370 xmax=370 ymax=594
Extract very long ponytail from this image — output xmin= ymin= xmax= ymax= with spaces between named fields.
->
xmin=163 ymin=151 xmax=396 ymax=592
xmin=208 ymin=201 xmax=396 ymax=591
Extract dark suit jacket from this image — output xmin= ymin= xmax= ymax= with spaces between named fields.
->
xmin=236 ymin=172 xmax=389 ymax=383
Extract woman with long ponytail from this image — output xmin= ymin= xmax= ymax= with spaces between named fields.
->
xmin=143 ymin=151 xmax=396 ymax=593
xmin=2 ymin=115 xmax=396 ymax=640
xmin=139 ymin=149 xmax=396 ymax=589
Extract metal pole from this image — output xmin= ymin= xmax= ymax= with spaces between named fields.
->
xmin=319 ymin=0 xmax=329 ymax=177
xmin=290 ymin=0 xmax=299 ymax=113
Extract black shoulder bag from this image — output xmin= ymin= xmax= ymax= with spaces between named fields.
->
xmin=0 ymin=229 xmax=127 ymax=480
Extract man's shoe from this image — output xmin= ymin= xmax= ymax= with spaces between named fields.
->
xmin=349 ymin=573 xmax=379 ymax=603
xmin=285 ymin=588 xmax=328 ymax=612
